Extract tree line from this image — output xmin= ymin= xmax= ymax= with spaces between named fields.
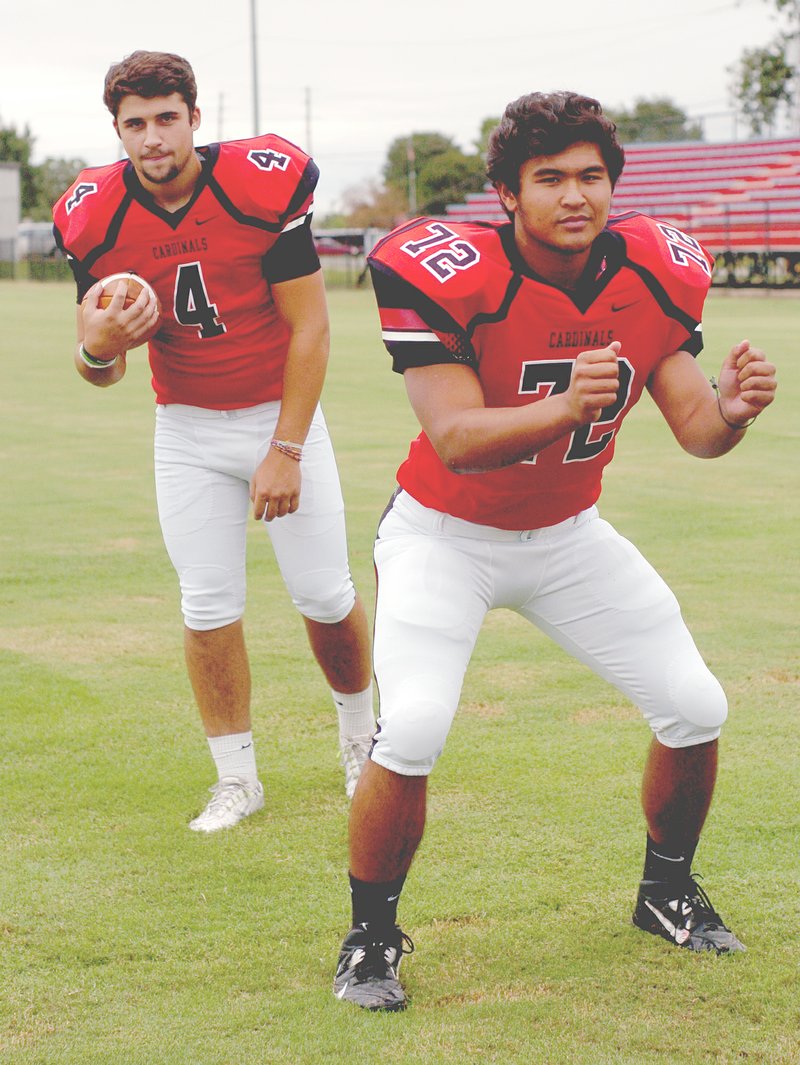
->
xmin=0 ymin=122 xmax=86 ymax=222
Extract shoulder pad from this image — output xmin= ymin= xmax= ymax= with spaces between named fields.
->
xmin=208 ymin=134 xmax=318 ymax=229
xmin=52 ymin=162 xmax=128 ymax=259
xmin=609 ymin=212 xmax=713 ymax=311
xmin=369 ymin=217 xmax=510 ymax=326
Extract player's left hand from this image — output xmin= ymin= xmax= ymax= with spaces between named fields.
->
xmin=716 ymin=340 xmax=777 ymax=426
xmin=250 ymin=449 xmax=301 ymax=522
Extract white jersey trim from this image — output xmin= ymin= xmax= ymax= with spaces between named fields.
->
xmin=382 ymin=329 xmax=439 ymax=343
xmin=281 ymin=210 xmax=312 ymax=234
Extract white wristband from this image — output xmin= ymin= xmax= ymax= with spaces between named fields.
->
xmin=78 ymin=342 xmax=118 ymax=369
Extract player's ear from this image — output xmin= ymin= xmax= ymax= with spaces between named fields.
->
xmin=496 ymin=182 xmax=518 ymax=215
xmin=190 ymin=108 xmax=201 ymax=132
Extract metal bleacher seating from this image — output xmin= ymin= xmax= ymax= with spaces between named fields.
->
xmin=444 ymin=137 xmax=800 ymax=254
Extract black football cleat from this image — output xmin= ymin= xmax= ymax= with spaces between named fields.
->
xmin=633 ymin=874 xmax=745 ymax=954
xmin=333 ymin=924 xmax=414 ymax=1011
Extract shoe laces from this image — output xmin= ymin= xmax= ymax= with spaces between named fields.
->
xmin=348 ymin=929 xmax=415 ymax=981
xmin=339 ymin=735 xmax=372 ymax=768
xmin=204 ymin=778 xmax=252 ymax=812
xmin=665 ymin=873 xmax=724 ymax=931
xmin=683 ymin=874 xmax=724 ymax=925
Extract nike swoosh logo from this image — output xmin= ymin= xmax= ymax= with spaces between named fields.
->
xmin=650 ymin=851 xmax=684 ymax=862
xmin=611 ymin=300 xmax=638 ymax=312
xmin=195 ymin=217 xmax=215 ymax=226
xmin=645 ymin=899 xmax=691 ymax=944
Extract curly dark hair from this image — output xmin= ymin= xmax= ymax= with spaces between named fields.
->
xmin=486 ymin=91 xmax=625 ymax=193
xmin=103 ymin=50 xmax=197 ymax=118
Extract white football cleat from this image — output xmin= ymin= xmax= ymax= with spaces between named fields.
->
xmin=189 ymin=777 xmax=264 ymax=833
xmin=339 ymin=735 xmax=372 ymax=799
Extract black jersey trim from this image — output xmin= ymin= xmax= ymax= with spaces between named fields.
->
xmin=497 ymin=224 xmax=623 ymax=313
xmin=262 ymin=217 xmax=320 ymax=282
xmin=606 ymin=214 xmax=701 ymax=339
xmin=77 ymin=189 xmax=137 ymax=272
xmin=282 ymin=158 xmax=320 ymax=224
xmin=464 ymin=273 xmax=523 ymax=339
xmin=369 ymin=259 xmax=468 ymax=338
xmin=122 ymin=156 xmax=211 ymax=230
xmin=623 ymin=259 xmax=699 ymax=336
xmin=368 ymin=259 xmax=478 ymax=372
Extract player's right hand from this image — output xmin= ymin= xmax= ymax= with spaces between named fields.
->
xmin=568 ymin=342 xmax=621 ymax=423
xmin=81 ymin=279 xmax=160 ymax=354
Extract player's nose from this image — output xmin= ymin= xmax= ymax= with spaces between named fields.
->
xmin=143 ymin=123 xmax=163 ymax=146
xmin=561 ymin=181 xmax=586 ymax=206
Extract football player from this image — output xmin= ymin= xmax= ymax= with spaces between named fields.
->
xmin=54 ymin=51 xmax=375 ymax=831
xmin=333 ymin=91 xmax=777 ymax=1010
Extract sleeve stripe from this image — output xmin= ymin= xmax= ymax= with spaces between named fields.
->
xmin=381 ymin=329 xmax=439 ymax=343
xmin=281 ymin=209 xmax=312 ymax=234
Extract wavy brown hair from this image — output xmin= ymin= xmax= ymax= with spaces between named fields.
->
xmin=486 ymin=91 xmax=625 ymax=194
xmin=103 ymin=50 xmax=197 ymax=117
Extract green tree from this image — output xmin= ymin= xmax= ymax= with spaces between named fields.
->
xmin=474 ymin=116 xmax=501 ymax=159
xmin=605 ymin=98 xmax=703 ymax=142
xmin=384 ymin=131 xmax=488 ymax=214
xmin=0 ymin=120 xmax=38 ymax=215
xmin=383 ymin=131 xmax=460 ymax=195
xmin=730 ymin=44 xmax=794 ymax=134
xmin=30 ymin=157 xmax=86 ymax=221
xmin=728 ymin=1 xmax=798 ymax=134
xmin=337 ymin=119 xmax=497 ymax=227
xmin=333 ymin=180 xmax=409 ymax=229
xmin=0 ymin=120 xmax=86 ymax=221
xmin=416 ymin=148 xmax=486 ymax=215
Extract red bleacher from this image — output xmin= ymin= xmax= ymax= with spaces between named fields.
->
xmin=444 ymin=138 xmax=800 ymax=252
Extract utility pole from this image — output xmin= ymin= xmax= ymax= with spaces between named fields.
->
xmin=788 ymin=5 xmax=800 ymax=133
xmin=305 ymin=87 xmax=312 ymax=154
xmin=250 ymin=0 xmax=260 ymax=136
xmin=407 ymin=137 xmax=417 ymax=215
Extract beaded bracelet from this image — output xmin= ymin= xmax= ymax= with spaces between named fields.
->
xmin=709 ymin=377 xmax=755 ymax=431
xmin=78 ymin=342 xmax=118 ymax=369
xmin=270 ymin=438 xmax=303 ymax=461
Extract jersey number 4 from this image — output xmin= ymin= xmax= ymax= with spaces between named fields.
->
xmin=174 ymin=262 xmax=227 ymax=339
xmin=519 ymin=357 xmax=634 ymax=462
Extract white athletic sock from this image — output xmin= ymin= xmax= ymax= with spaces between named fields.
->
xmin=332 ymin=685 xmax=375 ymax=740
xmin=207 ymin=730 xmax=259 ymax=785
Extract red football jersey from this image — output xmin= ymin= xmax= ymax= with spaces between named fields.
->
xmin=368 ymin=214 xmax=714 ymax=530
xmin=53 ymin=135 xmax=319 ymax=408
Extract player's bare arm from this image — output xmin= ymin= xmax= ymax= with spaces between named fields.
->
xmin=404 ymin=342 xmax=620 ymax=473
xmin=648 ymin=342 xmax=777 ymax=458
xmin=75 ymin=280 xmax=159 ymax=387
xmin=250 ymin=270 xmax=330 ymax=522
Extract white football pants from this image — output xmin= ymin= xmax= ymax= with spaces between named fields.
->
xmin=371 ymin=490 xmax=727 ymax=776
xmin=154 ymin=401 xmax=356 ymax=630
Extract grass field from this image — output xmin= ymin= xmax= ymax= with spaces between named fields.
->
xmin=1 ymin=282 xmax=798 ymax=1065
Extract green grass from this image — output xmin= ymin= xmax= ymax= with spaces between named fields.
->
xmin=1 ymin=282 xmax=798 ymax=1064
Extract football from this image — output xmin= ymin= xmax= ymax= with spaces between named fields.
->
xmin=85 ymin=272 xmax=163 ymax=342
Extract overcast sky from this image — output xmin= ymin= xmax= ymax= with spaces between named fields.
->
xmin=1 ymin=0 xmax=785 ymax=215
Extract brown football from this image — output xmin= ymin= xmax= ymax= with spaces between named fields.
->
xmin=84 ymin=272 xmax=162 ymax=342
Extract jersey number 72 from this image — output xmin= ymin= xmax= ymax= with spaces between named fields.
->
xmin=519 ymin=357 xmax=634 ymax=463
